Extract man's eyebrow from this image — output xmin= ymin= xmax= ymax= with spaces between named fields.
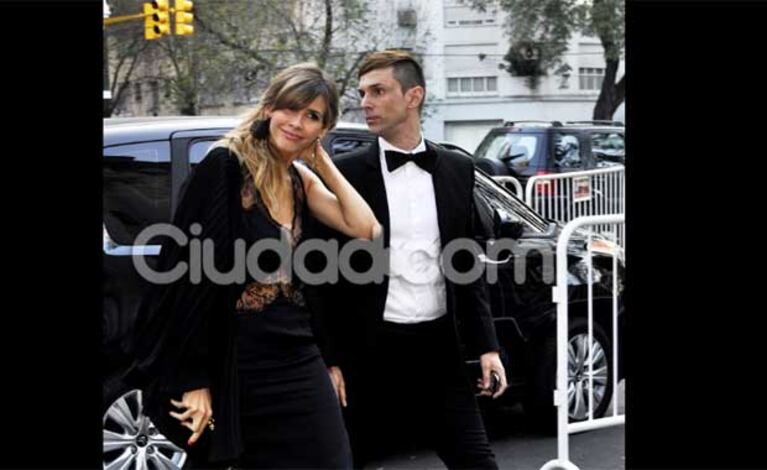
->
xmin=359 ymin=82 xmax=384 ymax=90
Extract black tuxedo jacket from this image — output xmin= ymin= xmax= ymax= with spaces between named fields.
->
xmin=311 ymin=139 xmax=500 ymax=370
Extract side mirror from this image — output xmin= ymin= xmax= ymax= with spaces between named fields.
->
xmin=493 ymin=210 xmax=525 ymax=240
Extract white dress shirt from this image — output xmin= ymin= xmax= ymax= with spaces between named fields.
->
xmin=379 ymin=136 xmax=447 ymax=324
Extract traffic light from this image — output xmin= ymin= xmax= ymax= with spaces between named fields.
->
xmin=144 ymin=1 xmax=170 ymax=40
xmin=174 ymin=0 xmax=194 ymax=36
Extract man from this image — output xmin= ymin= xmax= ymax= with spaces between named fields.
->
xmin=317 ymin=50 xmax=508 ymax=469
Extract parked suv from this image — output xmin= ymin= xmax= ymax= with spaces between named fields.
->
xmin=103 ymin=117 xmax=624 ymax=469
xmin=472 ymin=120 xmax=625 ymax=189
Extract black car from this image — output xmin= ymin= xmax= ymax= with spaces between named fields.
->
xmin=103 ymin=117 xmax=625 ymax=469
xmin=472 ymin=120 xmax=625 ymax=189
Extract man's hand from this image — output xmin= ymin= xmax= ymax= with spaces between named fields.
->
xmin=476 ymin=351 xmax=508 ymax=399
xmin=327 ymin=366 xmax=347 ymax=407
xmin=169 ymin=388 xmax=213 ymax=447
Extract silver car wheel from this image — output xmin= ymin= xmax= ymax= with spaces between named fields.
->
xmin=103 ymin=389 xmax=187 ymax=470
xmin=567 ymin=333 xmax=609 ymax=421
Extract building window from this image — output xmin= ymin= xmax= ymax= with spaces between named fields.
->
xmin=579 ymin=67 xmax=605 ymax=90
xmin=446 ymin=18 xmax=493 ymax=27
xmin=397 ymin=8 xmax=417 ymax=28
xmin=133 ymin=82 xmax=142 ymax=103
xmin=444 ymin=1 xmax=497 ymax=28
xmin=447 ymin=76 xmax=499 ymax=96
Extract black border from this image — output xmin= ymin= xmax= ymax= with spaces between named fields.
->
xmin=627 ymin=2 xmax=766 ymax=469
xmin=1 ymin=1 xmax=765 ymax=468
xmin=0 ymin=1 xmax=103 ymax=468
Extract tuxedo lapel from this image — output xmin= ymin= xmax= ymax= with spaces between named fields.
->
xmin=427 ymin=141 xmax=460 ymax=249
xmin=357 ymin=140 xmax=392 ymax=323
xmin=362 ymin=140 xmax=391 ymax=249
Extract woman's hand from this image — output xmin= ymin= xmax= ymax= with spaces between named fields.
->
xmin=300 ymin=138 xmax=330 ymax=172
xmin=169 ymin=388 xmax=213 ymax=446
xmin=327 ymin=366 xmax=347 ymax=408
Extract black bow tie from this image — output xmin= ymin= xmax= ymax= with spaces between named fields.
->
xmin=384 ymin=149 xmax=437 ymax=173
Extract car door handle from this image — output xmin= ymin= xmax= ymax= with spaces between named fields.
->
xmin=478 ymin=253 xmax=512 ymax=265
xmin=103 ymin=226 xmax=161 ymax=256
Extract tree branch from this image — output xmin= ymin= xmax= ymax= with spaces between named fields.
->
xmin=195 ymin=13 xmax=274 ymax=69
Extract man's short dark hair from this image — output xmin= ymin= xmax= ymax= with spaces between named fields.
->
xmin=358 ymin=50 xmax=425 ymax=112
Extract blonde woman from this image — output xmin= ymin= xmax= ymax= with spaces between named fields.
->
xmin=128 ymin=63 xmax=379 ymax=468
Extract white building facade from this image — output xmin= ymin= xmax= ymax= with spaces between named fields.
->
xmin=383 ymin=0 xmax=625 ymax=153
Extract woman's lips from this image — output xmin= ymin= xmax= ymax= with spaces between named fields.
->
xmin=281 ymin=129 xmax=302 ymax=142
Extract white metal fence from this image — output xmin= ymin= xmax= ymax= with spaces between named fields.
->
xmin=524 ymin=167 xmax=625 ymax=248
xmin=540 ymin=215 xmax=625 ymax=470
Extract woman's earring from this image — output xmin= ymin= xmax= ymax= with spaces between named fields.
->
xmin=250 ymin=117 xmax=271 ymax=140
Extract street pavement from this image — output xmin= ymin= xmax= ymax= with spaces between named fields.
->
xmin=367 ymin=381 xmax=625 ymax=470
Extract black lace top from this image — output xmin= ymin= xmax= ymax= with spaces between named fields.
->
xmin=235 ymin=163 xmax=307 ymax=313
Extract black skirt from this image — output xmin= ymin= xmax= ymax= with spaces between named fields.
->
xmin=233 ymin=301 xmax=352 ymax=469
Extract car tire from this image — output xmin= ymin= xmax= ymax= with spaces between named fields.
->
xmin=524 ymin=317 xmax=614 ymax=433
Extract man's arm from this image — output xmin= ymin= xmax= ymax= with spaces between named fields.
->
xmin=455 ymin=167 xmax=500 ymax=357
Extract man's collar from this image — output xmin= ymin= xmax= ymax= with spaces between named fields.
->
xmin=378 ymin=135 xmax=426 ymax=154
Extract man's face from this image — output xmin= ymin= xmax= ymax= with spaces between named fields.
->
xmin=358 ymin=67 xmax=411 ymax=137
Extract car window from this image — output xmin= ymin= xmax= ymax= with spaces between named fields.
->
xmin=473 ymin=171 xmax=549 ymax=235
xmin=189 ymin=139 xmax=219 ymax=167
xmin=552 ymin=133 xmax=582 ymax=169
xmin=103 ymin=141 xmax=171 ymax=246
xmin=330 ymin=136 xmax=373 ymax=157
xmin=474 ymin=132 xmax=541 ymax=171
xmin=591 ymin=132 xmax=625 ymax=166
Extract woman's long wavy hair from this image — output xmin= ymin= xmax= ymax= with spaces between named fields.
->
xmin=218 ymin=63 xmax=339 ymax=213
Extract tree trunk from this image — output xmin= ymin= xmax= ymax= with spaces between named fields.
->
xmin=318 ymin=0 xmax=333 ymax=69
xmin=592 ymin=57 xmax=625 ymax=121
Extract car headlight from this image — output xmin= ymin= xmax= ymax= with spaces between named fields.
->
xmin=588 ymin=238 xmax=624 ymax=262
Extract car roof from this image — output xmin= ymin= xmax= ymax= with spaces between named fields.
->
xmin=104 ymin=116 xmax=240 ymax=147
xmin=104 ymin=116 xmax=369 ymax=147
xmin=491 ymin=120 xmax=626 ymax=132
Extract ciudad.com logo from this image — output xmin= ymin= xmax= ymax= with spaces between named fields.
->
xmin=131 ymin=223 xmax=555 ymax=287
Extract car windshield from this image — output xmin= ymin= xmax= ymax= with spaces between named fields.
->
xmin=474 ymin=170 xmax=550 ymax=233
xmin=474 ymin=132 xmax=541 ymax=167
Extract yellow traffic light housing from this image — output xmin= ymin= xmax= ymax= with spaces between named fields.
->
xmin=144 ymin=1 xmax=170 ymax=40
xmin=174 ymin=0 xmax=194 ymax=36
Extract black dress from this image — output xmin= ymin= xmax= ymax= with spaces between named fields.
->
xmin=232 ymin=162 xmax=352 ymax=468
xmin=126 ymin=147 xmax=351 ymax=469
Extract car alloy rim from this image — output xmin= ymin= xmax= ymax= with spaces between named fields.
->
xmin=103 ymin=389 xmax=187 ymax=470
xmin=567 ymin=333 xmax=609 ymax=420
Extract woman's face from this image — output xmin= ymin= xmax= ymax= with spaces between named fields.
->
xmin=267 ymin=96 xmax=327 ymax=161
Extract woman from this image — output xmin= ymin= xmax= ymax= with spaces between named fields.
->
xmin=127 ymin=63 xmax=379 ymax=468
